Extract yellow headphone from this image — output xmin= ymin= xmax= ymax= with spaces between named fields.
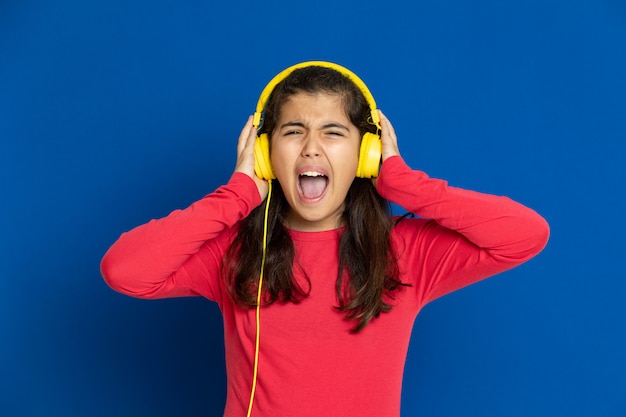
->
xmin=252 ymin=61 xmax=382 ymax=180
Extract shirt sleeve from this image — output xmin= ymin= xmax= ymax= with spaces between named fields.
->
xmin=100 ymin=172 xmax=261 ymax=301
xmin=377 ymin=156 xmax=550 ymax=305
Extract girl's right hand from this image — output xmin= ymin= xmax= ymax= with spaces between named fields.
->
xmin=234 ymin=115 xmax=269 ymax=201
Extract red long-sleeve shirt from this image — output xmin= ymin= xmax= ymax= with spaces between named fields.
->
xmin=101 ymin=156 xmax=549 ymax=417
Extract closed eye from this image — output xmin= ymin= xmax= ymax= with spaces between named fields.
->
xmin=322 ymin=123 xmax=349 ymax=137
xmin=279 ymin=122 xmax=305 ymax=136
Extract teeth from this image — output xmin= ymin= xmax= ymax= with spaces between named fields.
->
xmin=300 ymin=171 xmax=326 ymax=177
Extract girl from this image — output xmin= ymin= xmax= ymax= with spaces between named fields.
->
xmin=101 ymin=62 xmax=549 ymax=417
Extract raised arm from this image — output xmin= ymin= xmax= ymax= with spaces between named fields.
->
xmin=375 ymin=111 xmax=550 ymax=304
xmin=101 ymin=117 xmax=266 ymax=299
xmin=100 ymin=172 xmax=261 ymax=299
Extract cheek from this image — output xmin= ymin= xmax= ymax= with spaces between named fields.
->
xmin=269 ymin=143 xmax=293 ymax=179
xmin=343 ymin=140 xmax=362 ymax=165
xmin=335 ymin=144 xmax=361 ymax=180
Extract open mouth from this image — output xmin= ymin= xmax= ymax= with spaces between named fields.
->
xmin=298 ymin=171 xmax=329 ymax=201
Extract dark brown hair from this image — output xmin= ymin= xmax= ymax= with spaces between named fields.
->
xmin=224 ymin=65 xmax=406 ymax=332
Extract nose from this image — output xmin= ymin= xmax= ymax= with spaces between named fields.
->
xmin=301 ymin=134 xmax=322 ymax=158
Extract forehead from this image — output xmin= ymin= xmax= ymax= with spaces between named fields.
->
xmin=278 ymin=92 xmax=350 ymax=121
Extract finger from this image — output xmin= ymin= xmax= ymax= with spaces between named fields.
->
xmin=233 ymin=117 xmax=269 ymax=200
xmin=377 ymin=110 xmax=400 ymax=160
xmin=236 ymin=115 xmax=255 ymax=156
xmin=235 ymin=117 xmax=258 ymax=175
xmin=378 ymin=110 xmax=397 ymax=140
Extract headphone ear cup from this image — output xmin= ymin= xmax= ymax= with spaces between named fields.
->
xmin=254 ymin=133 xmax=275 ymax=180
xmin=356 ymin=132 xmax=382 ymax=178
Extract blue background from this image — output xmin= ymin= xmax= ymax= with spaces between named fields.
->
xmin=1 ymin=0 xmax=625 ymax=416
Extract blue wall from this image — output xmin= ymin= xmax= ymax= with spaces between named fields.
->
xmin=2 ymin=0 xmax=625 ymax=415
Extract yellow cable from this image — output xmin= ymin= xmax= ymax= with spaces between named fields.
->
xmin=246 ymin=179 xmax=272 ymax=417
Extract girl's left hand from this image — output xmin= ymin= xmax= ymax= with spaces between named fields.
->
xmin=378 ymin=110 xmax=400 ymax=162
xmin=372 ymin=110 xmax=400 ymax=187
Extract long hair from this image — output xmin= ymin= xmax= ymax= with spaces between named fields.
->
xmin=224 ymin=66 xmax=406 ymax=332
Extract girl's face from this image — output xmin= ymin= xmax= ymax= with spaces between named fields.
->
xmin=270 ymin=92 xmax=361 ymax=232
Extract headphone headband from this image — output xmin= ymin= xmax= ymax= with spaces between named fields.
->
xmin=252 ymin=61 xmax=380 ymax=131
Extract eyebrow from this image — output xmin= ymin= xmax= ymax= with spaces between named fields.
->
xmin=279 ymin=122 xmax=306 ymax=130
xmin=278 ymin=121 xmax=350 ymax=131
xmin=321 ymin=122 xmax=350 ymax=131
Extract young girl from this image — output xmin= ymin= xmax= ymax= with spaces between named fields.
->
xmin=101 ymin=62 xmax=549 ymax=417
